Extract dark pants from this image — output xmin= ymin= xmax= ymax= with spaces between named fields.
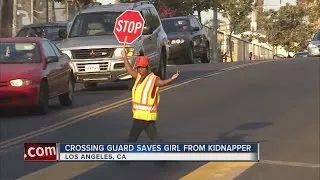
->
xmin=128 ymin=119 xmax=162 ymax=143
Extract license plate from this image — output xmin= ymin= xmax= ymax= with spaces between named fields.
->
xmin=85 ymin=64 xmax=100 ymax=72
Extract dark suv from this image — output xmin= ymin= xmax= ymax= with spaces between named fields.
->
xmin=16 ymin=22 xmax=68 ymax=44
xmin=57 ymin=1 xmax=168 ymax=90
xmin=161 ymin=16 xmax=210 ymax=64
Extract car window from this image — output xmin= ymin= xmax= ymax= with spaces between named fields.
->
xmin=48 ymin=41 xmax=62 ymax=57
xmin=0 ymin=42 xmax=40 ymax=63
xmin=193 ymin=18 xmax=202 ymax=29
xmin=16 ymin=28 xmax=30 ymax=36
xmin=17 ymin=26 xmax=66 ymax=41
xmin=16 ymin=28 xmax=37 ymax=37
xmin=161 ymin=19 xmax=190 ymax=33
xmin=41 ymin=41 xmax=56 ymax=58
xmin=312 ymin=32 xmax=320 ymax=41
xmin=141 ymin=9 xmax=154 ymax=30
xmin=69 ymin=12 xmax=121 ymax=38
xmin=190 ymin=18 xmax=197 ymax=28
xmin=149 ymin=8 xmax=160 ymax=29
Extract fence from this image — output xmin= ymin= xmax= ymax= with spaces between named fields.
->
xmin=206 ymin=27 xmax=274 ymax=62
xmin=10 ymin=0 xmax=75 ymax=36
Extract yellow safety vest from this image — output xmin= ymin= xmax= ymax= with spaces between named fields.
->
xmin=132 ymin=72 xmax=160 ymax=121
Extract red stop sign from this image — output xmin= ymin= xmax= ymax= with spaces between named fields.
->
xmin=113 ymin=10 xmax=145 ymax=44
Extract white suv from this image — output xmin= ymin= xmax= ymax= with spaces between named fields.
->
xmin=307 ymin=31 xmax=320 ymax=57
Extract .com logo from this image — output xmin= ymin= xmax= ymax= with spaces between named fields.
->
xmin=24 ymin=146 xmax=56 ymax=159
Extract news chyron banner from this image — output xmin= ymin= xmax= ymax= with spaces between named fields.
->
xmin=24 ymin=143 xmax=260 ymax=161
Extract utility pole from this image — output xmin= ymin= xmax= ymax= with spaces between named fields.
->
xmin=46 ymin=0 xmax=49 ymax=22
xmin=12 ymin=0 xmax=17 ymax=36
xmin=212 ymin=7 xmax=218 ymax=63
xmin=250 ymin=0 xmax=257 ymax=54
xmin=30 ymin=0 xmax=33 ymax=23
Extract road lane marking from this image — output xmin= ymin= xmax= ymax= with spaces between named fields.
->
xmin=1 ymin=61 xmax=269 ymax=152
xmin=0 ymin=98 xmax=131 ymax=149
xmin=180 ymin=159 xmax=320 ymax=180
xmin=17 ymin=162 xmax=104 ymax=180
xmin=260 ymin=160 xmax=320 ymax=168
xmin=17 ymin=60 xmax=274 ymax=180
xmin=180 ymin=162 xmax=256 ymax=180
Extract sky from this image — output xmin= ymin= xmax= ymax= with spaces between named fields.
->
xmin=264 ymin=0 xmax=296 ymax=10
xmin=96 ymin=0 xmax=114 ymax=4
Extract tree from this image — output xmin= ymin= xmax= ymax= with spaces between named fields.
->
xmin=261 ymin=4 xmax=315 ymax=52
xmin=306 ymin=0 xmax=320 ymax=25
xmin=219 ymin=0 xmax=253 ymax=62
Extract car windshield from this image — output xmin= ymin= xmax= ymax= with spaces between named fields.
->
xmin=161 ymin=19 xmax=190 ymax=33
xmin=17 ymin=26 xmax=66 ymax=42
xmin=312 ymin=32 xmax=320 ymax=41
xmin=69 ymin=12 xmax=121 ymax=38
xmin=0 ymin=42 xmax=40 ymax=63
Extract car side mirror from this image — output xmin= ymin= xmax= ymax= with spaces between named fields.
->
xmin=46 ymin=56 xmax=59 ymax=63
xmin=191 ymin=27 xmax=200 ymax=32
xmin=58 ymin=29 xmax=67 ymax=39
xmin=142 ymin=26 xmax=152 ymax=35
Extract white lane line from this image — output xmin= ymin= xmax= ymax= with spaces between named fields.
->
xmin=259 ymin=159 xmax=320 ymax=168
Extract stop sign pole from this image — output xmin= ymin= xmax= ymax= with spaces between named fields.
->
xmin=113 ymin=10 xmax=145 ymax=45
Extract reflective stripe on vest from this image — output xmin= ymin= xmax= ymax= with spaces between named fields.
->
xmin=132 ymin=103 xmax=158 ymax=112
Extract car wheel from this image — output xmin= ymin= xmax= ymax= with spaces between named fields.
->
xmin=201 ymin=44 xmax=210 ymax=63
xmin=156 ymin=52 xmax=167 ymax=79
xmin=84 ymin=83 xmax=97 ymax=90
xmin=59 ymin=77 xmax=74 ymax=106
xmin=34 ymin=81 xmax=49 ymax=115
xmin=186 ymin=47 xmax=195 ymax=64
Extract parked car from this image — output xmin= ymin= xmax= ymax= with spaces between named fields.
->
xmin=273 ymin=54 xmax=286 ymax=59
xmin=293 ymin=51 xmax=308 ymax=58
xmin=307 ymin=31 xmax=320 ymax=57
xmin=16 ymin=22 xmax=68 ymax=45
xmin=161 ymin=16 xmax=210 ymax=64
xmin=0 ymin=37 xmax=74 ymax=114
xmin=57 ymin=1 xmax=168 ymax=90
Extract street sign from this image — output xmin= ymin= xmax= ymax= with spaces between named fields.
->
xmin=113 ymin=10 xmax=145 ymax=44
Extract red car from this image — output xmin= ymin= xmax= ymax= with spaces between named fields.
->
xmin=0 ymin=37 xmax=75 ymax=114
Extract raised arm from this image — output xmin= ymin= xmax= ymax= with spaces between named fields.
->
xmin=121 ymin=47 xmax=138 ymax=79
xmin=155 ymin=71 xmax=180 ymax=87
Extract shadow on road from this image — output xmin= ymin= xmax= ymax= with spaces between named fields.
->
xmin=77 ymin=82 xmax=129 ymax=93
xmin=214 ymin=122 xmax=273 ymax=143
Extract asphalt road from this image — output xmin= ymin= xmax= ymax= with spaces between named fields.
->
xmin=0 ymin=58 xmax=319 ymax=180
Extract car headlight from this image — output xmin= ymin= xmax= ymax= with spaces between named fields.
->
xmin=171 ymin=39 xmax=185 ymax=44
xmin=113 ymin=47 xmax=135 ymax=58
xmin=10 ymin=79 xmax=32 ymax=87
xmin=62 ymin=50 xmax=72 ymax=58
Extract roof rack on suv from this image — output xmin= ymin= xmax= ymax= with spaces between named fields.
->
xmin=133 ymin=1 xmax=151 ymax=7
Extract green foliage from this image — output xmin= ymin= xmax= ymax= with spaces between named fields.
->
xmin=260 ymin=3 xmax=315 ymax=52
xmin=218 ymin=0 xmax=253 ymax=62
xmin=306 ymin=0 xmax=320 ymax=24
xmin=219 ymin=0 xmax=253 ymax=32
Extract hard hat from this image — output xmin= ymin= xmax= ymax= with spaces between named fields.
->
xmin=135 ymin=56 xmax=149 ymax=67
